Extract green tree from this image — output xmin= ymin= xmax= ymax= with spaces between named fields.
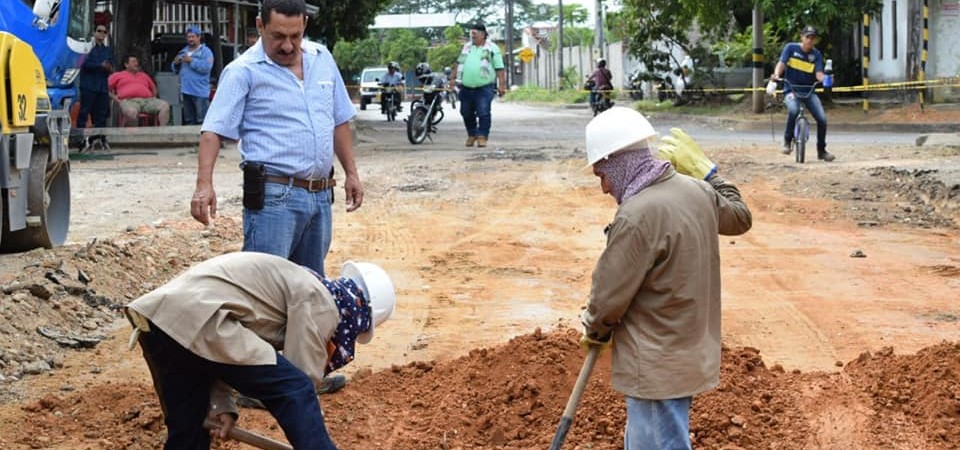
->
xmin=379 ymin=29 xmax=430 ymax=73
xmin=620 ymin=0 xmax=882 ymax=77
xmin=332 ymin=37 xmax=382 ymax=80
xmin=306 ymin=0 xmax=394 ymax=49
xmin=428 ymin=44 xmax=461 ymax=73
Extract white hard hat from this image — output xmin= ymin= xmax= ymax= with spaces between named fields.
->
xmin=341 ymin=261 xmax=396 ymax=344
xmin=585 ymin=107 xmax=658 ymax=166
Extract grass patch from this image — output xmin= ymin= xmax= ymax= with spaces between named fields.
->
xmin=503 ymin=86 xmax=588 ymax=104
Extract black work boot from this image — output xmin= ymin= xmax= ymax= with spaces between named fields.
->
xmin=782 ymin=140 xmax=792 ymax=155
xmin=818 ymin=149 xmax=835 ymax=162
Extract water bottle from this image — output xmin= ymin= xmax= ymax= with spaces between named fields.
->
xmin=824 ymin=59 xmax=834 ymax=88
xmin=765 ymin=79 xmax=777 ymax=95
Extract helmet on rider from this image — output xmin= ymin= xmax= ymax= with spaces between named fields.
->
xmin=443 ymin=66 xmax=452 ymax=76
xmin=596 ymin=58 xmax=607 ymax=68
xmin=341 ymin=261 xmax=396 ymax=344
xmin=388 ymin=61 xmax=400 ymax=71
xmin=584 ymin=107 xmax=658 ymax=167
xmin=415 ymin=62 xmax=431 ymax=77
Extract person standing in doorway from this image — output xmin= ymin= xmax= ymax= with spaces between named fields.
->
xmin=449 ymin=23 xmax=505 ymax=148
xmin=190 ymin=0 xmax=362 ymax=395
xmin=172 ymin=25 xmax=214 ymax=125
xmin=77 ymin=23 xmax=113 ymax=149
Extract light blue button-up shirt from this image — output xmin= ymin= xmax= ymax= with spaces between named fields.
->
xmin=202 ymin=41 xmax=355 ymax=180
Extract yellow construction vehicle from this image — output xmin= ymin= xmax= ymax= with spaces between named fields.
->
xmin=0 ymin=0 xmax=94 ymax=252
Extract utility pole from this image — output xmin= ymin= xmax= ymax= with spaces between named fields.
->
xmin=506 ymin=0 xmax=514 ymax=87
xmin=752 ymin=5 xmax=764 ymax=113
xmin=558 ymin=0 xmax=564 ymax=89
xmin=594 ymin=0 xmax=604 ymax=58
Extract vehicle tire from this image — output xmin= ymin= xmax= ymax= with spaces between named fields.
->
xmin=0 ymin=147 xmax=70 ymax=252
xmin=387 ymin=101 xmax=396 ymax=122
xmin=795 ymin=117 xmax=808 ymax=163
xmin=360 ymin=98 xmax=368 ymax=111
xmin=407 ymin=106 xmax=430 ymax=144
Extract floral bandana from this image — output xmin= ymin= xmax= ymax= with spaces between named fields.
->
xmin=594 ymin=145 xmax=672 ymax=204
xmin=307 ymin=272 xmax=373 ymax=375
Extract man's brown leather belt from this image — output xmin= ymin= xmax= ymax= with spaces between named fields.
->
xmin=265 ymin=175 xmax=337 ymax=192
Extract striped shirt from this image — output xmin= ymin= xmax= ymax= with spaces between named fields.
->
xmin=778 ymin=43 xmax=823 ymax=94
xmin=202 ymin=40 xmax=355 ymax=180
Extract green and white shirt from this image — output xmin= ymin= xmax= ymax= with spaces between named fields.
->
xmin=456 ymin=41 xmax=505 ymax=88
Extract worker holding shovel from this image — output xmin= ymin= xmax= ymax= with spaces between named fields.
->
xmin=579 ymin=107 xmax=752 ymax=449
xmin=125 ymin=252 xmax=396 ymax=450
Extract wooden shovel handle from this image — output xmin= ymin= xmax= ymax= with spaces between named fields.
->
xmin=203 ymin=417 xmax=293 ymax=450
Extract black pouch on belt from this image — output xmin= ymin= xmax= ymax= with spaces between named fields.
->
xmin=242 ymin=161 xmax=266 ymax=210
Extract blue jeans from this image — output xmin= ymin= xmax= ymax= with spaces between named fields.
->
xmin=625 ymin=396 xmax=692 ymax=450
xmin=459 ymin=84 xmax=495 ymax=137
xmin=243 ymin=181 xmax=333 ymax=276
xmin=784 ymin=92 xmax=828 ymax=152
xmin=182 ymin=93 xmax=210 ymax=125
xmin=138 ymin=324 xmax=338 ymax=450
xmin=78 ymin=88 xmax=111 ymax=128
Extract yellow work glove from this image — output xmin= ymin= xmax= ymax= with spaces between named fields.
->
xmin=579 ymin=332 xmax=612 ymax=353
xmin=657 ymin=128 xmax=717 ymax=180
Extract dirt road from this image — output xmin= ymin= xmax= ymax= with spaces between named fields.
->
xmin=0 ymin=102 xmax=958 ymax=449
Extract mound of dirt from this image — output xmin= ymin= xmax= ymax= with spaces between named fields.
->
xmin=6 ymin=327 xmax=958 ymax=449
xmin=0 ymin=219 xmax=241 ymax=399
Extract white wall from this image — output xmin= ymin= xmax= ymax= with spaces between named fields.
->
xmin=868 ymin=0 xmax=911 ymax=81
xmin=929 ymin=1 xmax=960 ymax=79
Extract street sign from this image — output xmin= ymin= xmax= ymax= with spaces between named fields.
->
xmin=519 ymin=47 xmax=534 ymax=63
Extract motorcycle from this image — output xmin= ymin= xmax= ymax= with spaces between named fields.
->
xmin=379 ymin=82 xmax=402 ymax=122
xmin=406 ymin=73 xmax=446 ymax=144
xmin=584 ymin=78 xmax=614 ymax=116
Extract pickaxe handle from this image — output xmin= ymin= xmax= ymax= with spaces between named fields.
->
xmin=203 ymin=417 xmax=293 ymax=450
xmin=549 ymin=345 xmax=600 ymax=450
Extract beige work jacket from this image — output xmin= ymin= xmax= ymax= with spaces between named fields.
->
xmin=582 ymin=170 xmax=752 ymax=399
xmin=128 ymin=252 xmax=339 ymax=389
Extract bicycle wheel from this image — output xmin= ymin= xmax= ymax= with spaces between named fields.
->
xmin=406 ymin=106 xmax=429 ymax=144
xmin=795 ymin=116 xmax=808 ymax=163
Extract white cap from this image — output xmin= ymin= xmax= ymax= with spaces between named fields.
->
xmin=341 ymin=261 xmax=396 ymax=344
xmin=585 ymin=107 xmax=658 ymax=167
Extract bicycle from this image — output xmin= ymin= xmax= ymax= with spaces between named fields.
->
xmin=779 ymin=79 xmax=821 ymax=163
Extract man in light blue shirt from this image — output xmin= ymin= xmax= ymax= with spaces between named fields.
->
xmin=190 ymin=0 xmax=362 ymax=397
xmin=172 ymin=25 xmax=214 ymax=125
xmin=378 ymin=62 xmax=404 ymax=114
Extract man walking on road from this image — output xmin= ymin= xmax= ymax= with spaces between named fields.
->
xmin=579 ymin=107 xmax=752 ymax=450
xmin=190 ymin=0 xmax=362 ymax=395
xmin=449 ymin=23 xmax=506 ymax=148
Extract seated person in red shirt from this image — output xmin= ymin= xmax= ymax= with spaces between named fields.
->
xmin=108 ymin=55 xmax=171 ymax=126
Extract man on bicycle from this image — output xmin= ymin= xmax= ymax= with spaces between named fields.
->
xmin=772 ymin=25 xmax=835 ymax=162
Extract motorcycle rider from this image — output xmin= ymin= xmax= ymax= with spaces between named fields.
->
xmin=379 ymin=61 xmax=404 ymax=114
xmin=588 ymin=58 xmax=614 ymax=111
